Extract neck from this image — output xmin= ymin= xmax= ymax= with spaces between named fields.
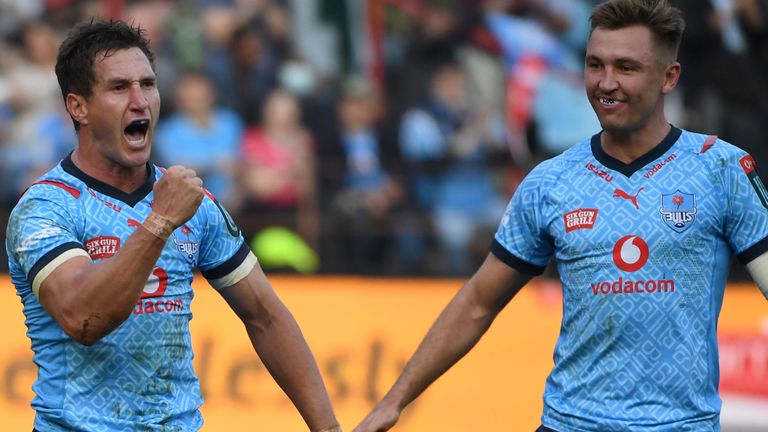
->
xmin=71 ymin=146 xmax=148 ymax=194
xmin=601 ymin=115 xmax=671 ymax=164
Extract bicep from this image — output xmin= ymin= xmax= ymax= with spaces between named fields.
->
xmin=217 ymin=262 xmax=283 ymax=329
xmin=464 ymin=253 xmax=533 ymax=316
xmin=38 ymin=254 xmax=92 ymax=326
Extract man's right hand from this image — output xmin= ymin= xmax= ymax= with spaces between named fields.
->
xmin=353 ymin=402 xmax=401 ymax=432
xmin=151 ymin=165 xmax=204 ymax=227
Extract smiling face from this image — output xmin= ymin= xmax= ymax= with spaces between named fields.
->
xmin=68 ymin=47 xmax=160 ymax=175
xmin=585 ymin=25 xmax=679 ymax=138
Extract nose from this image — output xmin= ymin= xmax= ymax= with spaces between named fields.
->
xmin=128 ymin=82 xmax=149 ymax=111
xmin=598 ymin=68 xmax=619 ymax=92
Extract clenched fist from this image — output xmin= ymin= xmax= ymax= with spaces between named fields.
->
xmin=151 ymin=165 xmax=204 ymax=228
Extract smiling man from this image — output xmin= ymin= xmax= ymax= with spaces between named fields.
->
xmin=353 ymin=1 xmax=768 ymax=431
xmin=5 ymin=20 xmax=341 ymax=432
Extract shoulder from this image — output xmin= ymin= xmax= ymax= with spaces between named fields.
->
xmin=674 ymin=129 xmax=750 ymax=172
xmin=7 ymin=166 xmax=82 ymax=236
xmin=14 ymin=164 xmax=82 ymax=208
xmin=674 ymin=129 xmax=743 ymax=157
xmin=195 ymin=190 xmax=242 ymax=238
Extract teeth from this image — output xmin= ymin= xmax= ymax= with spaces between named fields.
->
xmin=600 ymin=98 xmax=617 ymax=105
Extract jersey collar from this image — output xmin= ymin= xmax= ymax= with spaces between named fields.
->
xmin=61 ymin=153 xmax=155 ymax=207
xmin=591 ymin=126 xmax=681 ymax=177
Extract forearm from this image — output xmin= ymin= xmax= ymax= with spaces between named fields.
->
xmin=382 ymin=282 xmax=496 ymax=411
xmin=247 ymin=303 xmax=338 ymax=432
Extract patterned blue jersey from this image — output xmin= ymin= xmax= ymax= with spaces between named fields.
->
xmin=492 ymin=128 xmax=768 ymax=431
xmin=5 ymin=155 xmax=256 ymax=431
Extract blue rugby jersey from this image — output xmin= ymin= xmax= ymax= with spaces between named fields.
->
xmin=5 ymin=154 xmax=256 ymax=431
xmin=493 ymin=127 xmax=768 ymax=431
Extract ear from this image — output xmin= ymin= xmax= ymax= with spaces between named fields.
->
xmin=65 ymin=93 xmax=88 ymax=128
xmin=661 ymin=61 xmax=681 ymax=95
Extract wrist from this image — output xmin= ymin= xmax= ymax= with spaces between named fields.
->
xmin=381 ymin=392 xmax=407 ymax=413
xmin=318 ymin=426 xmax=342 ymax=432
xmin=142 ymin=212 xmax=175 ymax=241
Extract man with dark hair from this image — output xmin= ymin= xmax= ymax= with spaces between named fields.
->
xmin=5 ymin=20 xmax=341 ymax=432
xmin=354 ymin=0 xmax=768 ymax=431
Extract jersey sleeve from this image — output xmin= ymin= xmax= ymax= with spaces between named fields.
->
xmin=722 ymin=148 xmax=768 ymax=264
xmin=196 ymin=192 xmax=257 ymax=290
xmin=6 ymin=192 xmax=89 ymax=297
xmin=491 ymin=163 xmax=554 ymax=275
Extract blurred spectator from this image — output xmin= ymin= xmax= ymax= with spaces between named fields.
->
xmin=484 ymin=0 xmax=597 ymax=165
xmin=238 ymin=88 xmax=318 ymax=253
xmin=0 ymin=21 xmax=74 ymax=206
xmin=153 ymin=70 xmax=243 ymax=209
xmin=399 ymin=62 xmax=508 ymax=276
xmin=324 ymin=76 xmax=404 ymax=274
xmin=386 ymin=2 xmax=469 ymax=119
xmin=0 ymin=1 xmax=44 ymax=37
xmin=203 ymin=12 xmax=279 ymax=123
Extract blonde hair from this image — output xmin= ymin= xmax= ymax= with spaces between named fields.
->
xmin=590 ymin=0 xmax=685 ymax=62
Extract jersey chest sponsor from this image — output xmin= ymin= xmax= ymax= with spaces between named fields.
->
xmin=590 ymin=235 xmax=676 ymax=296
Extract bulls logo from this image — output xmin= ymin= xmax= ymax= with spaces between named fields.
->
xmin=612 ymin=235 xmax=649 ymax=272
xmin=659 ymin=190 xmax=697 ymax=233
xmin=173 ymin=225 xmax=199 ymax=264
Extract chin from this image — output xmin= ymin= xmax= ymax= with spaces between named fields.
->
xmin=600 ymin=120 xmax=640 ymax=136
xmin=122 ymin=150 xmax=151 ymax=168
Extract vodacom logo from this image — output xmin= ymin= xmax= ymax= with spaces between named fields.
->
xmin=143 ymin=267 xmax=168 ymax=298
xmin=612 ymin=235 xmax=649 ymax=272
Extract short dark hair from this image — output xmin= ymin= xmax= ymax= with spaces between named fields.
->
xmin=589 ymin=0 xmax=685 ymax=62
xmin=55 ymin=20 xmax=155 ymax=130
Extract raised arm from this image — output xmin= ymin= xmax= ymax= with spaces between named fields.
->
xmin=353 ymin=253 xmax=532 ymax=432
xmin=217 ymin=262 xmax=340 ymax=432
xmin=37 ymin=166 xmax=203 ymax=345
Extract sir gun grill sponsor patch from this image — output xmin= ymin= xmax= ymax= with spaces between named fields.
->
xmin=85 ymin=236 xmax=120 ymax=259
xmin=564 ymin=209 xmax=598 ymax=233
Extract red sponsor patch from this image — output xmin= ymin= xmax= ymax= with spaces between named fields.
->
xmin=84 ymin=236 xmax=120 ymax=259
xmin=741 ymin=154 xmax=757 ymax=174
xmin=564 ymin=208 xmax=598 ymax=233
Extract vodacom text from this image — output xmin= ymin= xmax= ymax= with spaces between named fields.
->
xmin=590 ymin=234 xmax=676 ymax=296
xmin=591 ymin=277 xmax=675 ymax=295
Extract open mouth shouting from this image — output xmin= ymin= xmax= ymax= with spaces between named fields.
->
xmin=124 ymin=119 xmax=150 ymax=147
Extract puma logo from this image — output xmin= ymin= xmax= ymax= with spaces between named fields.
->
xmin=613 ymin=187 xmax=644 ymax=209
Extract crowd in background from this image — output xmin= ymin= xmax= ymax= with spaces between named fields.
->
xmin=1 ymin=0 xmax=767 ymax=278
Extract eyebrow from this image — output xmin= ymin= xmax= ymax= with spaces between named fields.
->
xmin=585 ymin=55 xmax=643 ymax=66
xmin=103 ymin=75 xmax=156 ymax=86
